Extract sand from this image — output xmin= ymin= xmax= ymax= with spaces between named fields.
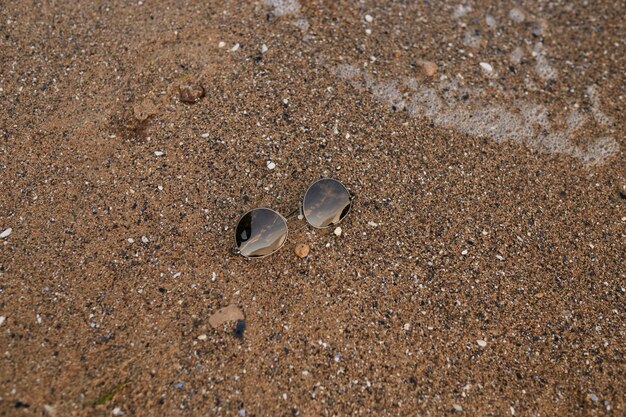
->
xmin=0 ymin=0 xmax=624 ymax=415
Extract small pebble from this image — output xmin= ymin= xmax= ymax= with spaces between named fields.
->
xmin=0 ymin=316 xmax=5 ymax=326
xmin=200 ymin=133 xmax=210 ymax=138
xmin=239 ymin=409 xmax=246 ymax=417
xmin=179 ymin=82 xmax=205 ymax=104
xmin=127 ymin=238 xmax=134 ymax=243
xmin=403 ymin=323 xmax=410 ymax=331
xmin=509 ymin=8 xmax=525 ymax=23
xmin=295 ymin=243 xmax=310 ymax=258
xmin=479 ymin=62 xmax=493 ymax=73
xmin=453 ymin=404 xmax=463 ymax=412
xmin=422 ymin=61 xmax=438 ymax=77
xmin=461 ymin=249 xmax=468 ymax=255
xmin=209 ymin=304 xmax=245 ymax=328
xmin=141 ymin=236 xmax=149 ymax=243
xmin=365 ymin=29 xmax=372 ymax=35
xmin=334 ymin=227 xmax=342 ymax=236
xmin=112 ymin=408 xmax=124 ymax=416
xmin=367 ymin=221 xmax=379 ymax=227
xmin=154 ymin=150 xmax=164 ymax=156
xmin=230 ymin=43 xmax=240 ymax=52
xmin=590 ymin=394 xmax=599 ymax=402
xmin=495 ymin=254 xmax=504 ymax=261
xmin=266 ymin=161 xmax=276 ymax=170
xmin=197 ymin=334 xmax=207 ymax=340
xmin=477 ymin=339 xmax=487 ymax=347
xmin=261 ymin=44 xmax=268 ymax=53
xmin=0 ymin=228 xmax=12 ymax=238
xmin=218 ymin=41 xmax=225 ymax=48
xmin=43 ymin=404 xmax=57 ymax=417
xmin=365 ymin=14 xmax=373 ymax=23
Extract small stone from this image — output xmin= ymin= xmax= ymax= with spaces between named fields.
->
xmin=209 ymin=304 xmax=245 ymax=328
xmin=367 ymin=221 xmax=379 ymax=227
xmin=479 ymin=62 xmax=493 ymax=73
xmin=133 ymin=98 xmax=157 ymax=121
xmin=0 ymin=228 xmax=12 ymax=238
xmin=239 ymin=409 xmax=246 ymax=417
xmin=590 ymin=394 xmax=599 ymax=402
xmin=393 ymin=50 xmax=402 ymax=59
xmin=535 ymin=292 xmax=544 ymax=298
xmin=453 ymin=404 xmax=463 ymax=412
xmin=154 ymin=150 xmax=164 ymax=156
xmin=43 ymin=404 xmax=57 ymax=417
xmin=179 ymin=82 xmax=205 ymax=104
xmin=461 ymin=249 xmax=468 ymax=255
xmin=197 ymin=334 xmax=207 ymax=340
xmin=509 ymin=8 xmax=525 ymax=23
xmin=403 ymin=323 xmax=411 ymax=331
xmin=0 ymin=316 xmax=5 ymax=326
xmin=495 ymin=254 xmax=504 ymax=261
xmin=112 ymin=407 xmax=124 ymax=416
xmin=230 ymin=43 xmax=240 ymax=52
xmin=266 ymin=161 xmax=276 ymax=170
xmin=201 ymin=133 xmax=210 ymax=138
xmin=365 ymin=14 xmax=373 ymax=23
xmin=295 ymin=243 xmax=310 ymax=258
xmin=141 ymin=236 xmax=149 ymax=243
xmin=510 ymin=406 xmax=515 ymax=415
xmin=218 ymin=41 xmax=226 ymax=48
xmin=365 ymin=29 xmax=372 ymax=35
xmin=334 ymin=227 xmax=342 ymax=236
xmin=422 ymin=61 xmax=438 ymax=77
xmin=477 ymin=339 xmax=487 ymax=347
xmin=127 ymin=238 xmax=134 ymax=244
xmin=261 ymin=44 xmax=268 ymax=53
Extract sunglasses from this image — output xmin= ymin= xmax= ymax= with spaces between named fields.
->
xmin=233 ymin=178 xmax=353 ymax=258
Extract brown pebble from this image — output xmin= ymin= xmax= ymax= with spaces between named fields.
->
xmin=208 ymin=304 xmax=244 ymax=328
xmin=179 ymin=82 xmax=205 ymax=104
xmin=295 ymin=243 xmax=310 ymax=258
xmin=133 ymin=98 xmax=157 ymax=121
xmin=422 ymin=61 xmax=437 ymax=77
xmin=393 ymin=50 xmax=402 ymax=59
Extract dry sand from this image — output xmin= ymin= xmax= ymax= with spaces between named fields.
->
xmin=1 ymin=0 xmax=625 ymax=416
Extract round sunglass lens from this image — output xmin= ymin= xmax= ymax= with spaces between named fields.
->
xmin=235 ymin=208 xmax=288 ymax=258
xmin=302 ymin=178 xmax=352 ymax=228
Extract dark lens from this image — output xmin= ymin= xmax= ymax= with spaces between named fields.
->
xmin=303 ymin=178 xmax=352 ymax=228
xmin=235 ymin=208 xmax=288 ymax=258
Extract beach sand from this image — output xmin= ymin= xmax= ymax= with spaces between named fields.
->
xmin=1 ymin=1 xmax=624 ymax=415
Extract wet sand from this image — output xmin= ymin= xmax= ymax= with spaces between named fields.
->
xmin=1 ymin=1 xmax=624 ymax=415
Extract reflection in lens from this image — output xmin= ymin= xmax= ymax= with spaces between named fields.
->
xmin=303 ymin=178 xmax=352 ymax=228
xmin=235 ymin=208 xmax=288 ymax=258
